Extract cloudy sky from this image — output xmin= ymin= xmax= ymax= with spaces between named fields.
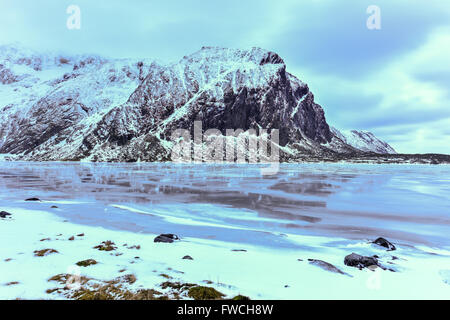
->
xmin=1 ymin=0 xmax=449 ymax=153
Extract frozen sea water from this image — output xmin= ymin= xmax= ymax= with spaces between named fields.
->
xmin=0 ymin=162 xmax=449 ymax=249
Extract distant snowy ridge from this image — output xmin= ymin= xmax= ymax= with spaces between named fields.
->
xmin=0 ymin=44 xmax=395 ymax=161
xmin=331 ymin=127 xmax=396 ymax=154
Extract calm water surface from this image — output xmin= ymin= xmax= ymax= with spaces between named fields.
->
xmin=0 ymin=162 xmax=449 ymax=248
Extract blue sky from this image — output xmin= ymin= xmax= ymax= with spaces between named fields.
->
xmin=1 ymin=0 xmax=449 ymax=153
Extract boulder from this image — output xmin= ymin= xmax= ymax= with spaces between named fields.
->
xmin=25 ymin=197 xmax=41 ymax=201
xmin=344 ymin=253 xmax=379 ymax=270
xmin=373 ymin=237 xmax=396 ymax=251
xmin=0 ymin=211 xmax=12 ymax=218
xmin=154 ymin=234 xmax=180 ymax=243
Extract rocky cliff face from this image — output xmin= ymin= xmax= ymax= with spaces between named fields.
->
xmin=0 ymin=45 xmax=394 ymax=162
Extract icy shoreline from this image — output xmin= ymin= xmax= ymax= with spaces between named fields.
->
xmin=1 ymin=204 xmax=449 ymax=300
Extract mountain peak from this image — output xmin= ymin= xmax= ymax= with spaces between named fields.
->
xmin=183 ymin=47 xmax=285 ymax=67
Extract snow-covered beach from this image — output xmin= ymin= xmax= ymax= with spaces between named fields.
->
xmin=1 ymin=162 xmax=450 ymax=299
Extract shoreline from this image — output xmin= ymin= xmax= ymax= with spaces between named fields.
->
xmin=2 ymin=153 xmax=450 ymax=165
xmin=1 ymin=204 xmax=449 ymax=300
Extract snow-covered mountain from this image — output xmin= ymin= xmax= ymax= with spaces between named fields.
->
xmin=0 ymin=44 xmax=395 ymax=161
xmin=331 ymin=127 xmax=396 ymax=154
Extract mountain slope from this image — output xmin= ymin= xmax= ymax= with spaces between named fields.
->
xmin=0 ymin=45 xmax=395 ymax=161
xmin=331 ymin=127 xmax=396 ymax=154
xmin=0 ymin=44 xmax=153 ymax=160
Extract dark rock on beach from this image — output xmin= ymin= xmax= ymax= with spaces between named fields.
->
xmin=154 ymin=234 xmax=180 ymax=243
xmin=373 ymin=237 xmax=396 ymax=251
xmin=344 ymin=253 xmax=379 ymax=270
xmin=0 ymin=211 xmax=12 ymax=218
xmin=25 ymin=197 xmax=41 ymax=201
xmin=308 ymin=259 xmax=352 ymax=277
